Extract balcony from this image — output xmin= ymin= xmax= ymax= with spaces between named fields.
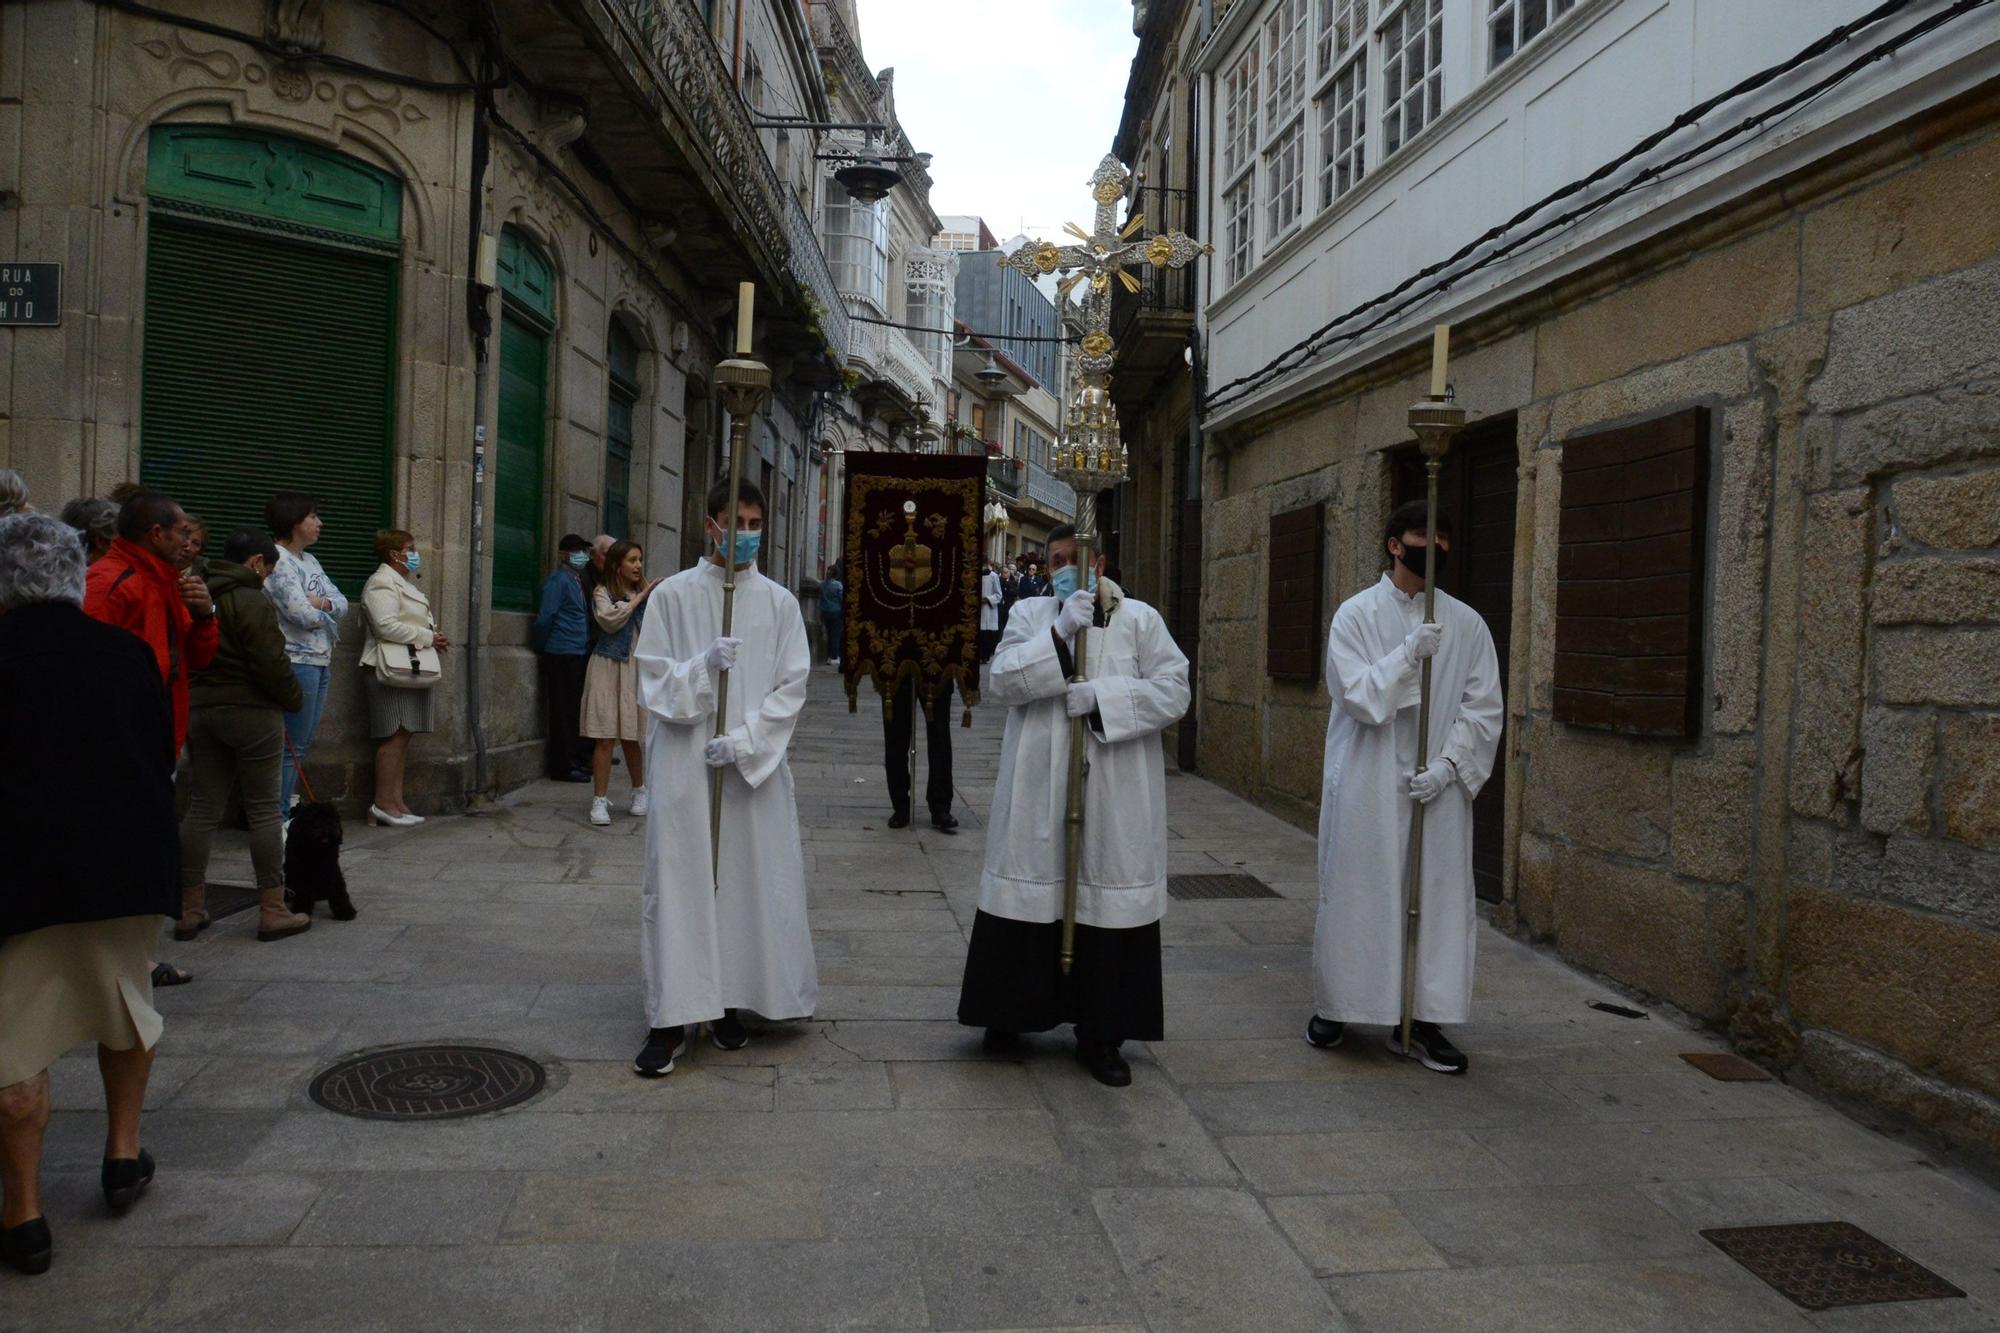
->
xmin=1025 ymin=461 xmax=1076 ymax=519
xmin=1109 ymin=184 xmax=1197 ymax=411
xmin=515 ymin=0 xmax=845 ymax=368
xmin=988 ymin=455 xmax=1022 ymax=499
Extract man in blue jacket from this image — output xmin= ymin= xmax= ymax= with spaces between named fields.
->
xmin=533 ymin=534 xmax=593 ymax=781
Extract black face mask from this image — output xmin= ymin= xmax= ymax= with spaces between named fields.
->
xmin=1396 ymin=543 xmax=1448 ymax=580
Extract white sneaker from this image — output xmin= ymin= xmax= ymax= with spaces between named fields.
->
xmin=629 ymin=788 xmax=649 ymax=817
xmin=589 ymin=796 xmax=612 ymax=827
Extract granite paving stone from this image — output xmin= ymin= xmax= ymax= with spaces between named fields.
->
xmin=16 ymin=667 xmax=1997 ymax=1330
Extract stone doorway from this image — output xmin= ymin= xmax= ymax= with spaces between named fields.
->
xmin=1394 ymin=415 xmax=1518 ymax=903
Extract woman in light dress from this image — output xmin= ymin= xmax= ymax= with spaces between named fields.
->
xmin=583 ymin=540 xmax=661 ymax=827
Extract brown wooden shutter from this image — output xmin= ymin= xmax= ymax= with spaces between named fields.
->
xmin=1267 ymin=503 xmax=1325 ymax=682
xmin=1553 ymin=407 xmax=1709 ymax=737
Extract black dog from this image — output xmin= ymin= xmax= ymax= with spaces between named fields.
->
xmin=284 ymin=801 xmax=355 ymax=921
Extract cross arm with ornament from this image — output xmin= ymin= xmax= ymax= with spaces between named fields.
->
xmin=997 ymin=154 xmax=1212 ymax=301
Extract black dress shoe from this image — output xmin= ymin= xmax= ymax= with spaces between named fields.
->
xmin=1075 ymin=1039 xmax=1132 ymax=1088
xmin=101 ymin=1150 xmax=154 ymax=1211
xmin=1 ymin=1217 xmax=51 ymax=1275
xmin=886 ymin=810 xmax=911 ymax=829
xmin=981 ymin=1028 xmax=1022 ymax=1053
xmin=1305 ymin=1015 xmax=1346 ymax=1049
xmin=930 ymin=810 xmax=959 ymax=834
xmin=560 ymin=768 xmax=594 ymax=784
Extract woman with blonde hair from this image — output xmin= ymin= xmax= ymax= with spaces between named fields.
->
xmin=359 ymin=529 xmax=446 ymax=826
xmin=582 ymin=539 xmax=660 ymax=827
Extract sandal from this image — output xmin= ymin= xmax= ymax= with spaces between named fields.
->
xmin=149 ymin=962 xmax=192 ymax=988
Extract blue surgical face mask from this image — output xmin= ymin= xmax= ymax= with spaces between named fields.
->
xmin=403 ymin=550 xmax=422 ymax=574
xmin=567 ymin=550 xmax=588 ymax=568
xmin=712 ymin=526 xmax=761 ymax=564
xmin=1049 ymin=564 xmax=1096 ymax=600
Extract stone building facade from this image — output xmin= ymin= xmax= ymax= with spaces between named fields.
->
xmin=1 ymin=0 xmax=843 ymax=809
xmin=1117 ymin=0 xmax=2000 ymax=1155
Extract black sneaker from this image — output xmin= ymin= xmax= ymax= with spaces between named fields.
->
xmin=710 ymin=1011 xmax=749 ymax=1051
xmin=1305 ymin=1015 xmax=1345 ymax=1049
xmin=1388 ymin=1021 xmax=1468 ymax=1075
xmin=633 ymin=1026 xmax=682 ymax=1078
xmin=1075 ymin=1038 xmax=1132 ymax=1087
xmin=886 ymin=810 xmax=911 ymax=829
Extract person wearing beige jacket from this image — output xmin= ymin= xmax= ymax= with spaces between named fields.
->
xmin=359 ymin=528 xmax=448 ymax=826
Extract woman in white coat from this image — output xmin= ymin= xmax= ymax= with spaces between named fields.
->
xmin=358 ymin=529 xmax=447 ymax=826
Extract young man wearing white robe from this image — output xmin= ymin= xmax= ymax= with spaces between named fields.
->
xmin=956 ymin=524 xmax=1190 ymax=1087
xmin=630 ymin=480 xmax=817 ymax=1076
xmin=1309 ymin=500 xmax=1503 ymax=1074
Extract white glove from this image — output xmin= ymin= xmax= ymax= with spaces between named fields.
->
xmin=1055 ymin=589 xmax=1095 ymax=639
xmin=704 ymin=736 xmax=737 ymax=769
xmin=703 ymin=637 xmax=742 ymax=675
xmin=1402 ymin=620 xmax=1441 ymax=663
xmin=1407 ymin=763 xmax=1452 ymax=804
xmin=1065 ymin=682 xmax=1098 ymax=718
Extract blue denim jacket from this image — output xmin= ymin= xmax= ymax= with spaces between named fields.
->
xmin=592 ymin=588 xmax=645 ymax=663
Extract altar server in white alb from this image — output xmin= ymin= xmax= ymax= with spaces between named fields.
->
xmin=956 ymin=524 xmax=1190 ymax=1088
xmin=1310 ymin=500 xmax=1503 ymax=1075
xmin=630 ymin=479 xmax=816 ymax=1077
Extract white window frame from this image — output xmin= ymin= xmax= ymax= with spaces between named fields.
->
xmin=1316 ymin=49 xmax=1368 ymax=210
xmin=1314 ymin=0 xmax=1367 ymax=82
xmin=1222 ymin=43 xmax=1260 ymax=184
xmin=1378 ymin=0 xmax=1444 ymax=160
xmin=1224 ymin=177 xmax=1255 ymax=285
xmin=1488 ymin=0 xmax=1578 ymax=70
xmin=1258 ymin=0 xmax=1309 ymax=246
xmin=1265 ymin=119 xmax=1305 ymax=240
xmin=822 ymin=196 xmax=889 ymax=311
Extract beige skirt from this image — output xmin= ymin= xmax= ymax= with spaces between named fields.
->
xmin=581 ymin=653 xmax=643 ymax=742
xmin=0 ymin=915 xmax=163 ymax=1088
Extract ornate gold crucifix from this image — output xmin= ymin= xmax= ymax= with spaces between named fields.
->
xmin=998 ymin=153 xmax=1211 ymax=380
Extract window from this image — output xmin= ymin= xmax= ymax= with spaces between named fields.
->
xmin=1267 ymin=503 xmax=1325 ymax=680
xmin=971 ymin=402 xmax=987 ymax=440
xmin=823 ymin=197 xmax=888 ymax=309
xmin=605 ymin=321 xmax=640 ymax=541
xmin=1381 ymin=0 xmax=1443 ymax=158
xmin=1265 ymin=120 xmax=1305 ymax=239
xmin=1489 ymin=0 xmax=1577 ymax=69
xmin=1222 ymin=45 xmax=1259 ymax=181
xmin=1263 ymin=0 xmax=1309 ymax=130
xmin=1316 ymin=0 xmax=1367 ymax=79
xmin=1553 ymin=408 xmax=1710 ymax=738
xmin=1318 ymin=53 xmax=1367 ymax=208
xmin=1224 ymin=178 xmax=1254 ymax=284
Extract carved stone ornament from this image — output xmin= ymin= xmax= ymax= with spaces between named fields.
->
xmin=266 ymin=0 xmax=326 ymax=55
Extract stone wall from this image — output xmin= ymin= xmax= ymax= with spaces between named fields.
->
xmin=1199 ymin=84 xmax=2000 ymax=1156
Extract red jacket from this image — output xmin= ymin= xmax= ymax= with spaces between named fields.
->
xmin=84 ymin=537 xmax=218 ymax=756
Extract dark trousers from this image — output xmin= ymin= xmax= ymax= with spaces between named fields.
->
xmin=977 ymin=628 xmax=999 ymax=662
xmin=884 ymin=677 xmax=953 ymax=820
xmin=823 ymin=612 xmax=843 ymax=664
xmin=542 ymin=652 xmax=588 ymax=777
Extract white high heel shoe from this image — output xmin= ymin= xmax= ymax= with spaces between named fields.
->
xmin=367 ymin=804 xmax=422 ymax=828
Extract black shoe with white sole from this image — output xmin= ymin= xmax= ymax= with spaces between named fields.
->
xmin=1305 ymin=1015 xmax=1346 ymax=1049
xmin=1387 ymin=1021 xmax=1468 ymax=1074
xmin=710 ymin=1011 xmax=749 ymax=1051
xmin=633 ymin=1026 xmax=682 ymax=1077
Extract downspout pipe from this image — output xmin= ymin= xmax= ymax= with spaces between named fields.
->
xmin=463 ymin=47 xmax=496 ymax=800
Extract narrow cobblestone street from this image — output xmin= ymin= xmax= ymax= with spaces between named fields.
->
xmin=14 ymin=667 xmax=2000 ymax=1331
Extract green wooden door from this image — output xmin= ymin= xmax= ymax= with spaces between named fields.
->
xmin=494 ymin=228 xmax=554 ymax=612
xmin=140 ymin=127 xmax=400 ymax=593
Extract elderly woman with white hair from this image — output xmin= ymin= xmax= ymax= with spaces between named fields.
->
xmin=0 ymin=513 xmax=178 ymax=1276
xmin=0 ymin=469 xmax=29 ymax=518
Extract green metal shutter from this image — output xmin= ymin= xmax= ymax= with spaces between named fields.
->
xmin=606 ymin=321 xmax=639 ymax=542
xmin=140 ymin=216 xmax=396 ymax=593
xmin=494 ymin=310 xmax=548 ymax=611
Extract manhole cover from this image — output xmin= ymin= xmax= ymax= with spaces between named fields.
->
xmin=1680 ymin=1051 xmax=1772 ymax=1082
xmin=1701 ymin=1222 xmax=1965 ymax=1311
xmin=1167 ymin=873 xmax=1280 ymax=900
xmin=309 ymin=1045 xmax=547 ymax=1121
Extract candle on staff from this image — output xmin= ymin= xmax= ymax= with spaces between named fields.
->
xmin=735 ymin=282 xmax=755 ymax=356
xmin=1429 ymin=324 xmax=1450 ymax=398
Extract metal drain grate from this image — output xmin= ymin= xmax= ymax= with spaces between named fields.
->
xmin=1702 ymin=1222 xmax=1965 ymax=1311
xmin=309 ymin=1045 xmax=547 ymax=1122
xmin=1168 ymin=873 xmax=1281 ymax=901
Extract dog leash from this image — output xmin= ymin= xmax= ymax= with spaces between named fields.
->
xmin=284 ymin=730 xmax=318 ymax=805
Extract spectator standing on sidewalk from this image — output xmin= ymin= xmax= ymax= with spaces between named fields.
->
xmin=0 ymin=469 xmax=27 ymax=518
xmin=262 ymin=493 xmax=347 ymax=821
xmin=83 ymin=491 xmax=217 ymax=764
xmin=179 ymin=529 xmax=309 ymax=943
xmin=584 ymin=540 xmax=662 ymax=827
xmin=0 ymin=514 xmax=178 ymax=1277
xmin=60 ymin=498 xmax=118 ymax=563
xmin=533 ymin=534 xmax=594 ymax=783
xmin=817 ymin=564 xmax=844 ymax=667
xmin=359 ymin=530 xmax=445 ymax=826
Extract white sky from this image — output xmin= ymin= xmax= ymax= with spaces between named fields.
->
xmin=855 ymin=0 xmax=1139 ymax=245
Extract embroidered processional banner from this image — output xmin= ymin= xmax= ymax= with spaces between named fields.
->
xmin=840 ymin=451 xmax=986 ymax=724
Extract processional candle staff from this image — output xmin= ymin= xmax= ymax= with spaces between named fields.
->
xmin=999 ymin=154 xmax=1209 ymax=975
xmin=1400 ymin=324 xmax=1467 ymax=1057
xmin=711 ymin=282 xmax=771 ymax=887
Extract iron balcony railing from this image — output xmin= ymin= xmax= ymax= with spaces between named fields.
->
xmin=1110 ymin=184 xmax=1197 ymax=349
xmin=617 ymin=0 xmax=848 ymax=365
xmin=1026 ymin=460 xmax=1076 ymax=518
xmin=988 ymin=455 xmax=1022 ymax=498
